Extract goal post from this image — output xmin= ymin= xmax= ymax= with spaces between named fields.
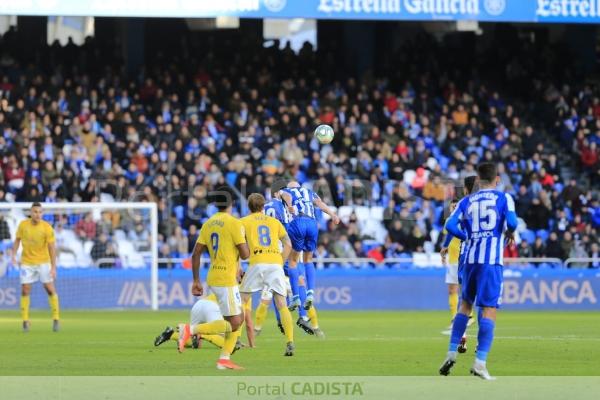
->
xmin=0 ymin=202 xmax=159 ymax=310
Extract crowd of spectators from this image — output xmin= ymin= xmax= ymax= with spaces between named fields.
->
xmin=0 ymin=27 xmax=598 ymax=268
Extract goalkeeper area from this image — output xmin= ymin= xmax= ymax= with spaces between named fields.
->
xmin=1 ymin=310 xmax=598 ymax=377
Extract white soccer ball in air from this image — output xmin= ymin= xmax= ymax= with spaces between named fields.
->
xmin=314 ymin=124 xmax=335 ymax=144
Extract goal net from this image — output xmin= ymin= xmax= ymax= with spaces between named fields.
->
xmin=0 ymin=202 xmax=159 ymax=310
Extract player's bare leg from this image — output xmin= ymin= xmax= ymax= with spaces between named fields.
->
xmin=21 ymin=284 xmax=31 ymax=332
xmin=240 ymin=294 xmax=255 ymax=348
xmin=43 ymin=282 xmax=60 ymax=332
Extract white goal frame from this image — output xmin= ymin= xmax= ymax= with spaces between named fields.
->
xmin=0 ymin=202 xmax=159 ymax=310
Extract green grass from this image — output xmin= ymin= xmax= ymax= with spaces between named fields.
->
xmin=0 ymin=310 xmax=599 ymax=376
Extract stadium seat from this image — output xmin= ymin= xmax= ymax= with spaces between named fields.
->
xmin=354 ymin=206 xmax=370 ymax=222
xmin=337 ymin=206 xmax=353 ymax=223
xmin=173 ymin=205 xmax=185 ymax=223
xmin=536 ymin=229 xmax=550 ymax=242
xmin=521 ymin=229 xmax=536 ymax=244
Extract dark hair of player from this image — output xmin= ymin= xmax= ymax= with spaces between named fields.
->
xmin=464 ymin=175 xmax=478 ymax=195
xmin=271 ymin=178 xmax=287 ymax=195
xmin=477 ymin=162 xmax=497 ymax=185
xmin=211 ymin=186 xmax=235 ymax=211
xmin=248 ymin=193 xmax=266 ymax=213
xmin=31 ymin=202 xmax=42 ymax=208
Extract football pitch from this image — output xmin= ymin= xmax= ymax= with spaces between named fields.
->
xmin=1 ymin=310 xmax=599 ymax=377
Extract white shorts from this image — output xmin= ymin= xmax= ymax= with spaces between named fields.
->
xmin=445 ymin=263 xmax=459 ymax=285
xmin=260 ymin=278 xmax=291 ymax=302
xmin=208 ymin=285 xmax=243 ymax=317
xmin=190 ymin=299 xmax=223 ymax=325
xmin=20 ymin=264 xmax=53 ymax=285
xmin=239 ymin=264 xmax=287 ymax=297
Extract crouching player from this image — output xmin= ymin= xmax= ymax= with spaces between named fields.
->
xmin=439 ymin=163 xmax=517 ymax=380
xmin=240 ymin=193 xmax=296 ymax=356
xmin=154 ymin=294 xmax=225 ymax=349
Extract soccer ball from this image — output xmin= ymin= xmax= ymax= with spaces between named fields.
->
xmin=314 ymin=124 xmax=334 ymax=144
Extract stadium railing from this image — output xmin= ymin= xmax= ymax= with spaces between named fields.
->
xmin=87 ymin=256 xmax=574 ymax=269
xmin=564 ymin=258 xmax=600 ymax=268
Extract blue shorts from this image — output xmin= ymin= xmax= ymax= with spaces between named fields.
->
xmin=287 ymin=216 xmax=318 ymax=252
xmin=461 ymin=263 xmax=503 ymax=308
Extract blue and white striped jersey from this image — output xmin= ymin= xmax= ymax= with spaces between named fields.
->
xmin=445 ymin=189 xmax=518 ymax=266
xmin=264 ymin=198 xmax=292 ymax=225
xmin=282 ymin=187 xmax=320 ymax=219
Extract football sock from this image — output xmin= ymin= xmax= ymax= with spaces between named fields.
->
xmin=298 ymin=285 xmax=308 ymax=319
xmin=449 ymin=293 xmax=458 ymax=321
xmin=288 ymin=267 xmax=300 ymax=299
xmin=307 ymin=305 xmax=319 ymax=329
xmin=273 ymin=298 xmax=282 ymax=323
xmin=277 ymin=304 xmax=294 ymax=343
xmin=21 ymin=295 xmax=30 ymax=321
xmin=476 ymin=317 xmax=495 ymax=362
xmin=477 ymin=307 xmax=483 ymax=324
xmin=48 ymin=293 xmax=60 ymax=320
xmin=192 ymin=320 xmax=231 ymax=335
xmin=255 ymin=302 xmax=269 ymax=330
xmin=448 ymin=313 xmax=469 ymax=352
xmin=304 ymin=262 xmax=316 ymax=293
xmin=220 ymin=328 xmax=241 ymax=358
xmin=202 ymin=334 xmax=224 ymax=348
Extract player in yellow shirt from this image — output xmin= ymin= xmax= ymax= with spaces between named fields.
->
xmin=239 ymin=193 xmax=295 ymax=356
xmin=11 ymin=202 xmax=60 ymax=332
xmin=177 ymin=187 xmax=250 ymax=370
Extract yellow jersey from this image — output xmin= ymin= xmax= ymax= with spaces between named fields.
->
xmin=16 ymin=219 xmax=55 ymax=266
xmin=443 ymin=228 xmax=462 ymax=265
xmin=197 ymin=212 xmax=246 ymax=287
xmin=240 ymin=213 xmax=287 ymax=266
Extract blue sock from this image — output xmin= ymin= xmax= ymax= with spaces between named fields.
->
xmin=288 ymin=267 xmax=300 ymax=301
xmin=476 ymin=317 xmax=495 ymax=362
xmin=273 ymin=298 xmax=281 ymax=324
xmin=304 ymin=262 xmax=316 ymax=294
xmin=448 ymin=313 xmax=469 ymax=352
xmin=477 ymin=307 xmax=483 ymax=324
xmin=298 ymin=285 xmax=308 ymax=319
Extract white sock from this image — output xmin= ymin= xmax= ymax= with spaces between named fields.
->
xmin=474 ymin=358 xmax=486 ymax=367
xmin=219 ymin=355 xmax=230 ymax=361
xmin=447 ymin=351 xmax=458 ymax=359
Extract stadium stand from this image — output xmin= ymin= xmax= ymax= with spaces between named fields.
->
xmin=0 ymin=27 xmax=598 ymax=269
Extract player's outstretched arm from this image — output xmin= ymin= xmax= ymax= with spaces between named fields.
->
xmin=314 ymin=197 xmax=340 ymax=224
xmin=440 ymin=232 xmax=454 ymax=266
xmin=191 ymin=242 xmax=205 ymax=296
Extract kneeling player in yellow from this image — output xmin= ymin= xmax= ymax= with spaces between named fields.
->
xmin=240 ymin=193 xmax=296 ymax=356
xmin=154 ymin=294 xmax=225 ymax=349
xmin=12 ymin=202 xmax=60 ymax=332
xmin=178 ymin=187 xmax=250 ymax=370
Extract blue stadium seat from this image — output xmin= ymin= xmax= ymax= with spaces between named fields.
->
xmin=173 ymin=206 xmax=185 ymax=223
xmin=536 ymin=229 xmax=549 ymax=242
xmin=521 ymin=229 xmax=536 ymax=244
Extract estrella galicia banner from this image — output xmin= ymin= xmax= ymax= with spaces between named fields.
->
xmin=0 ymin=268 xmax=598 ymax=310
xmin=0 ymin=1 xmax=600 ymax=24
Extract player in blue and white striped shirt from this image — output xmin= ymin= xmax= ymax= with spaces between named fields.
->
xmin=439 ymin=162 xmax=518 ymax=380
xmin=280 ymin=182 xmax=340 ymax=312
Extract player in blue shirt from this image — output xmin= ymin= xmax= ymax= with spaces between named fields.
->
xmin=439 ymin=162 xmax=518 ymax=380
xmin=254 ymin=181 xmax=319 ymax=336
xmin=280 ymin=182 xmax=340 ymax=314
